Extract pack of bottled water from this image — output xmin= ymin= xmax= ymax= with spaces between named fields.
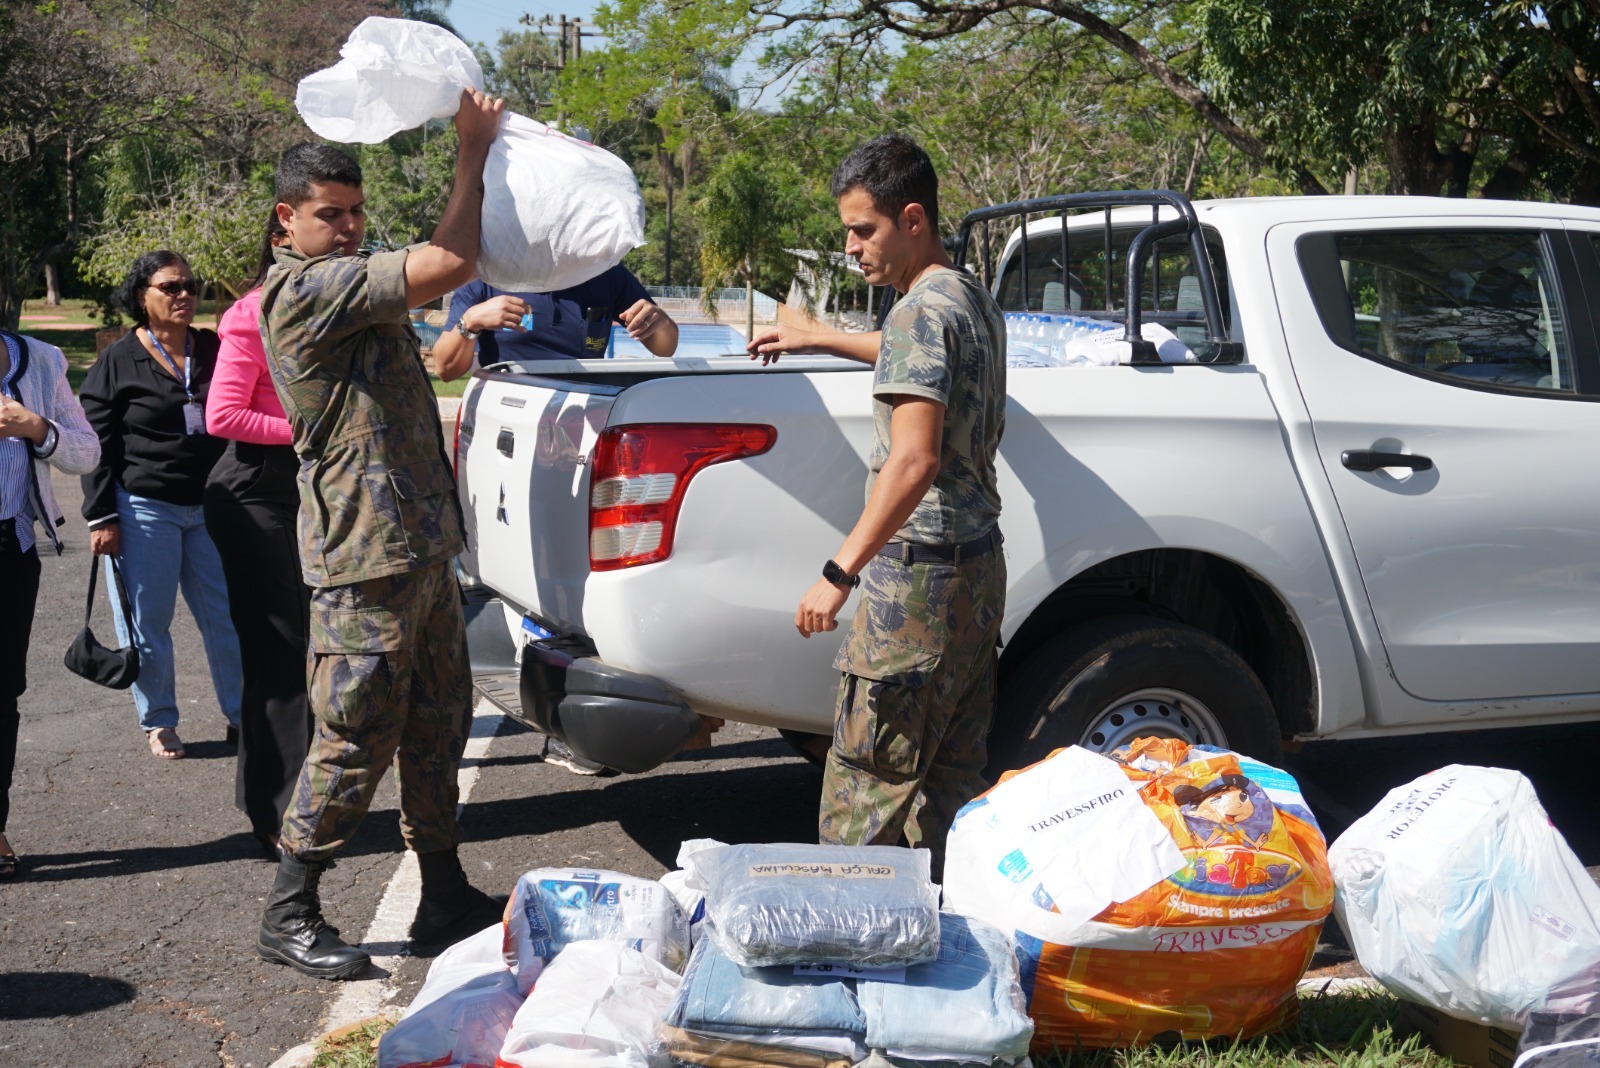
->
xmin=1002 ymin=313 xmax=1195 ymax=368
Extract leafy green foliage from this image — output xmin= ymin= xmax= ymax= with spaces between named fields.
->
xmin=695 ymin=152 xmax=808 ymax=334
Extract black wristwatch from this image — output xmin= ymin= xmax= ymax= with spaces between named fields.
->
xmin=822 ymin=559 xmax=860 ymax=589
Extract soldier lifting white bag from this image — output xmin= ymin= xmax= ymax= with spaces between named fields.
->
xmin=295 ymin=17 xmax=645 ymax=292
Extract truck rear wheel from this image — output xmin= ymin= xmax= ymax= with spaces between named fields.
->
xmin=988 ymin=615 xmax=1281 ymax=776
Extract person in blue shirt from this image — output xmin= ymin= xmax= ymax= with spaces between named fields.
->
xmin=433 ymin=265 xmax=678 ymax=381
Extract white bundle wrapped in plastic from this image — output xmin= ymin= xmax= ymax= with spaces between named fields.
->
xmin=504 ymin=868 xmax=689 ymax=994
xmin=1331 ymin=765 xmax=1600 ymax=1028
xmin=684 ymin=843 xmax=941 ymax=969
xmin=377 ymin=924 xmax=524 ymax=1068
xmin=496 ymin=941 xmax=682 ymax=1068
xmin=294 ymin=17 xmax=645 ymax=293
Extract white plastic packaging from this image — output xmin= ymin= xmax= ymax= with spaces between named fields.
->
xmin=295 ymin=17 xmax=645 ymax=293
xmin=496 ymin=941 xmax=682 ymax=1068
xmin=684 ymin=843 xmax=940 ymax=969
xmin=504 ymin=868 xmax=689 ymax=994
xmin=1330 ymin=765 xmax=1600 ymax=1028
xmin=378 ymin=924 xmax=524 ymax=1068
xmin=1003 ymin=312 xmax=1195 ymax=367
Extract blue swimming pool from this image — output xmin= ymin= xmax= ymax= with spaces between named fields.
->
xmin=608 ymin=322 xmax=748 ymax=359
xmin=411 ymin=319 xmax=748 ymax=361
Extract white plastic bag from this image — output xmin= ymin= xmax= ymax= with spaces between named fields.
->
xmin=295 ymin=17 xmax=645 ymax=292
xmin=496 ymin=940 xmax=682 ymax=1068
xmin=1330 ymin=765 xmax=1600 ymax=1028
xmin=296 ymin=18 xmax=485 ymax=144
xmin=504 ymin=868 xmax=689 ymax=995
xmin=378 ymin=924 xmax=524 ymax=1068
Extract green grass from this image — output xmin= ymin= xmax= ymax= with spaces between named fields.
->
xmin=431 ymin=374 xmax=469 ymax=397
xmin=310 ymin=1016 xmax=394 ymax=1068
xmin=296 ymin=991 xmax=1446 ymax=1068
xmin=1037 ymin=991 xmax=1446 ymax=1068
xmin=24 ymin=327 xmax=101 ymax=392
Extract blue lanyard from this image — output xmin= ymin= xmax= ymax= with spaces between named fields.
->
xmin=146 ymin=329 xmax=192 ymax=400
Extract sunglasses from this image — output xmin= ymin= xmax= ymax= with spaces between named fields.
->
xmin=151 ymin=280 xmax=199 ymax=297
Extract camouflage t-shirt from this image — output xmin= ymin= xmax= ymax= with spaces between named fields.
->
xmin=869 ymin=266 xmax=1006 ymax=544
xmin=259 ymin=245 xmax=464 ymax=586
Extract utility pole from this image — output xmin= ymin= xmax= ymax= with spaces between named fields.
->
xmin=517 ymin=12 xmax=601 ymax=69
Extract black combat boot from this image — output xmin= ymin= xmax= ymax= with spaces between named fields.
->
xmin=409 ymin=849 xmax=507 ymax=947
xmin=256 ymin=854 xmax=371 ymax=980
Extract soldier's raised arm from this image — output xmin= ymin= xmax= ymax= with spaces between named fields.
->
xmin=403 ymin=89 xmax=505 ymax=310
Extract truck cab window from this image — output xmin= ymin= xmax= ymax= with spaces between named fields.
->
xmin=1312 ymin=229 xmax=1575 ymax=395
xmin=992 ymin=223 xmax=1231 ymax=348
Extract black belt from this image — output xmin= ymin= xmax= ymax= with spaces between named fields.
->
xmin=878 ymin=527 xmax=1000 ymax=566
xmin=0 ymin=516 xmax=19 ymax=555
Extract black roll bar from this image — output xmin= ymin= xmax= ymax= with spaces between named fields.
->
xmin=955 ymin=189 xmax=1242 ymax=364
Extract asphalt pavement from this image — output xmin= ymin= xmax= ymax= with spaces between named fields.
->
xmin=2 ymin=467 xmax=1598 ymax=1066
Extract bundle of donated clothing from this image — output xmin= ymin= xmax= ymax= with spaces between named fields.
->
xmin=295 ymin=17 xmax=645 ymax=293
xmin=944 ymin=739 xmax=1335 ymax=1049
xmin=669 ymin=842 xmax=1032 ymax=1068
xmin=1329 ymin=765 xmax=1600 ymax=1028
xmin=376 ymin=844 xmax=1031 ymax=1068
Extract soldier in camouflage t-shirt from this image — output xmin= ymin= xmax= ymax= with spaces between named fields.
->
xmin=749 ymin=135 xmax=1006 ymax=875
xmin=249 ymin=93 xmax=507 ymax=982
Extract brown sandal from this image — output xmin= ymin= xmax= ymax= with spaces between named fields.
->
xmin=147 ymin=728 xmax=185 ymax=759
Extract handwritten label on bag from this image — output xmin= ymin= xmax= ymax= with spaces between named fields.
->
xmin=985 ymin=746 xmax=1185 ymax=932
xmin=748 ymin=863 xmax=896 ymax=879
xmin=793 ymin=962 xmax=907 ymax=982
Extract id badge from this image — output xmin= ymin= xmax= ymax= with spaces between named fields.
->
xmin=182 ymin=401 xmax=206 ymax=435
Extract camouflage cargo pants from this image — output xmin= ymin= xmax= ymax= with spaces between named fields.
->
xmin=279 ymin=560 xmax=473 ymax=863
xmin=818 ymin=542 xmax=1005 ymax=871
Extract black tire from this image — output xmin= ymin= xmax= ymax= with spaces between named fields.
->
xmin=988 ymin=615 xmax=1281 ymax=776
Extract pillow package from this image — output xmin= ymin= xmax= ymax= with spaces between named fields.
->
xmin=503 ymin=868 xmax=689 ymax=994
xmin=684 ymin=843 xmax=940 ymax=969
xmin=295 ymin=16 xmax=645 ymax=292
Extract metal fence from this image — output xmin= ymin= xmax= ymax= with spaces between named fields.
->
xmin=645 ymin=286 xmax=779 ymax=322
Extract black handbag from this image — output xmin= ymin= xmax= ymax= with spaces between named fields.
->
xmin=63 ymin=557 xmax=140 ymax=689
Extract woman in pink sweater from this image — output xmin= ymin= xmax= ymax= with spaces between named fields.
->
xmin=203 ymin=213 xmax=312 ymax=859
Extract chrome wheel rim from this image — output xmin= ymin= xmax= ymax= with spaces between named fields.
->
xmin=1077 ymin=687 xmax=1227 ymax=752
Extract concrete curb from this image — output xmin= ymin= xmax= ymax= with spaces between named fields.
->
xmin=1297 ymin=975 xmax=1387 ymax=995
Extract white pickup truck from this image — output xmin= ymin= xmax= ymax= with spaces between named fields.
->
xmin=453 ymin=190 xmax=1600 ymax=776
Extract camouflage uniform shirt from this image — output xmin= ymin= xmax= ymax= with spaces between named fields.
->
xmin=259 ymin=246 xmax=464 ymax=586
xmin=869 ymin=267 xmax=1006 ymax=544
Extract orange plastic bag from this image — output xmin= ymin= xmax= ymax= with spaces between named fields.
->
xmin=943 ymin=739 xmax=1334 ymax=1050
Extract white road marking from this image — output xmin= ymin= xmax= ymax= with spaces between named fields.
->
xmin=316 ymin=698 xmax=504 ymax=1033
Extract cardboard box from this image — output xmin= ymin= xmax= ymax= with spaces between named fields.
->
xmin=1397 ymin=1001 xmax=1522 ymax=1068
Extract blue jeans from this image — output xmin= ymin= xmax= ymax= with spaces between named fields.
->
xmin=858 ymin=913 xmax=1034 ymax=1059
xmin=667 ymin=936 xmax=866 ymax=1039
xmin=108 ymin=489 xmax=242 ymax=733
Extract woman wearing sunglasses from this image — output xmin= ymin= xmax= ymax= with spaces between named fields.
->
xmin=80 ymin=251 xmax=242 ymax=760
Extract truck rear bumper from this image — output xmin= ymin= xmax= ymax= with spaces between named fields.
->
xmin=519 ymin=640 xmax=702 ymax=774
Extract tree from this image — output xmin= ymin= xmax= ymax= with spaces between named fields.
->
xmin=695 ymin=153 xmax=807 ymax=338
xmin=480 ymin=29 xmax=563 ymax=118
xmin=0 ymin=2 xmax=165 ymax=327
xmin=78 ymin=165 xmax=275 ymax=306
xmin=1199 ymin=0 xmax=1600 ymax=199
xmin=616 ymin=0 xmax=1599 ymax=202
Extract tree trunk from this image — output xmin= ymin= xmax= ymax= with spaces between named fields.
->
xmin=44 ymin=262 xmax=61 ymax=305
xmin=664 ymin=171 xmax=674 ymax=289
xmin=745 ymin=263 xmax=755 ymax=342
xmin=1383 ymin=124 xmax=1449 ymax=195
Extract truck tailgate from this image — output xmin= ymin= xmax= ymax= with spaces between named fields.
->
xmin=456 ymin=367 xmax=622 ymax=632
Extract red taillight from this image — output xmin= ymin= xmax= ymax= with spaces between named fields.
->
xmin=589 ymin=423 xmax=777 ymax=571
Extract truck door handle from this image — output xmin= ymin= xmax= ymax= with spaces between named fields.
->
xmin=1341 ymin=449 xmax=1433 ymax=472
xmin=497 ymin=429 xmax=515 ymax=458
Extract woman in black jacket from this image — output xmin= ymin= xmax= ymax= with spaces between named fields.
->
xmin=80 ymin=251 xmax=242 ymax=759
